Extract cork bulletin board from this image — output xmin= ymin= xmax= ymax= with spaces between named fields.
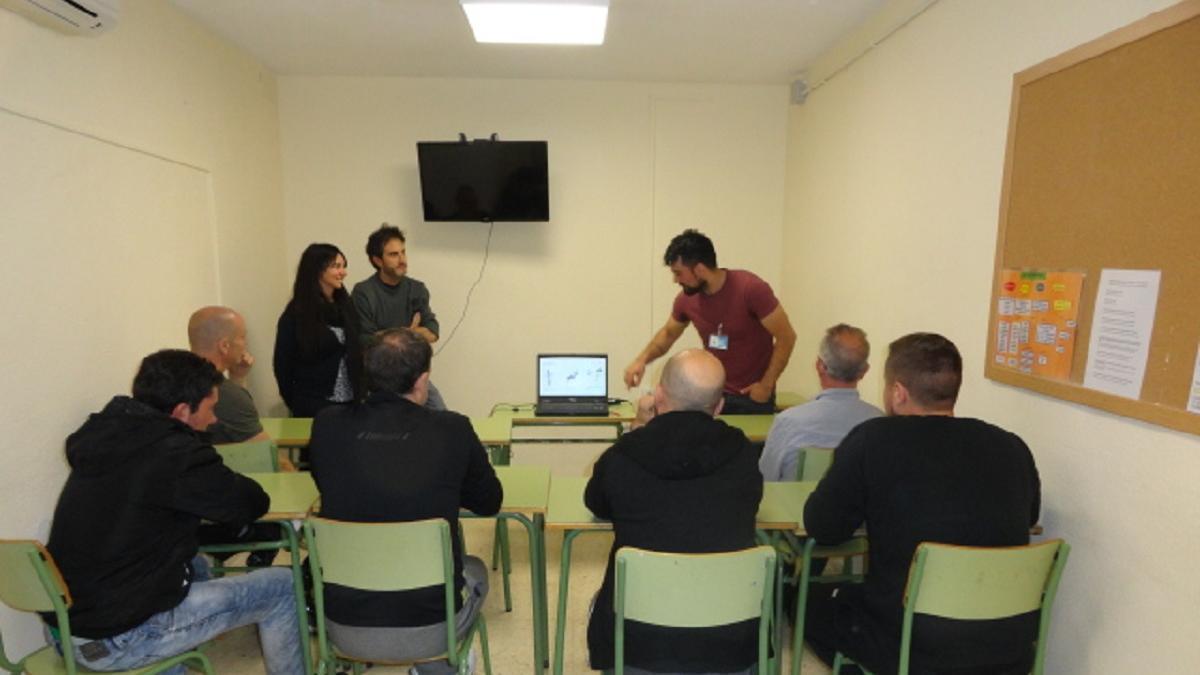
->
xmin=985 ymin=0 xmax=1200 ymax=436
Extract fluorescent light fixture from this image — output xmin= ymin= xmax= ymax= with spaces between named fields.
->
xmin=460 ymin=0 xmax=609 ymax=45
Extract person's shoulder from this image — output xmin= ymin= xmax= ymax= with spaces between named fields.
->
xmin=217 ymin=378 xmax=250 ymax=399
xmin=730 ymin=269 xmax=773 ymax=288
xmin=838 ymin=415 xmax=894 ymax=445
xmin=405 ymin=276 xmax=430 ymax=293
xmin=350 ymin=275 xmax=375 ymax=296
xmin=777 ymin=397 xmax=820 ymax=419
xmin=956 ymin=417 xmax=1030 ymax=448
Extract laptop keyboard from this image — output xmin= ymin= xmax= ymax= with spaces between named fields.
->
xmin=537 ymin=401 xmax=608 ymax=416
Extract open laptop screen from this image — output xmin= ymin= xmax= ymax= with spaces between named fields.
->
xmin=538 ymin=355 xmax=607 ymax=398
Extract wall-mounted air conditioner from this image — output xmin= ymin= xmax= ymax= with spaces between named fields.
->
xmin=0 ymin=0 xmax=119 ymax=35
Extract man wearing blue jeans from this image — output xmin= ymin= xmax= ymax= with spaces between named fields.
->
xmin=44 ymin=349 xmax=305 ymax=675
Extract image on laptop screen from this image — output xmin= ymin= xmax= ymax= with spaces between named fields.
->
xmin=538 ymin=355 xmax=607 ymax=398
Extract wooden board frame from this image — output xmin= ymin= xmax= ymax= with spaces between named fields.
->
xmin=985 ymin=0 xmax=1200 ymax=436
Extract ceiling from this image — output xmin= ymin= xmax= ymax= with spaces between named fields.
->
xmin=167 ymin=0 xmax=886 ymax=84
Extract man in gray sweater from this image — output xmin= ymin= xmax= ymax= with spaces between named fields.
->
xmin=351 ymin=224 xmax=447 ymax=409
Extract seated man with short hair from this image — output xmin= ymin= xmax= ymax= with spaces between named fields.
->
xmin=44 ymin=349 xmax=304 ymax=675
xmin=188 ymin=305 xmax=269 ymax=444
xmin=803 ymin=333 xmax=1041 ymax=675
xmin=759 ymin=323 xmax=882 ymax=481
xmin=309 ymin=328 xmax=502 ymax=674
xmin=586 ymin=349 xmax=764 ymax=675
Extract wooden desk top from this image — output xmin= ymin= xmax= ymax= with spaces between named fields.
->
xmin=494 ymin=465 xmax=551 ymax=515
xmin=545 ymin=476 xmax=605 ymax=531
xmin=757 ymin=481 xmax=817 ymax=530
xmin=775 ymin=391 xmax=806 ymax=410
xmin=718 ymin=414 xmax=775 ymax=442
xmin=247 ymin=471 xmax=318 ymax=520
xmin=260 ymin=416 xmax=512 ymax=447
xmin=493 ymin=401 xmax=637 ymax=425
xmin=472 ymin=416 xmax=513 ymax=445
xmin=259 ymin=417 xmax=313 ymax=447
xmin=545 ymin=476 xmax=815 ymax=532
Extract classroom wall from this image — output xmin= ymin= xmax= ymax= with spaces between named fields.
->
xmin=276 ymin=77 xmax=788 ymax=417
xmin=0 ymin=0 xmax=286 ymax=651
xmin=779 ymin=0 xmax=1200 ymax=670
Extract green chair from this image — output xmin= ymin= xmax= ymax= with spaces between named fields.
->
xmin=795 ymin=447 xmax=834 ymax=482
xmin=215 ymin=439 xmax=279 ymax=474
xmin=613 ymin=546 xmax=777 ymax=675
xmin=832 ymin=539 xmax=1070 ymax=675
xmin=304 ymin=517 xmax=493 ymax=675
xmin=0 ymin=539 xmax=214 ymax=675
xmin=789 ymin=537 xmax=868 ymax=675
xmin=780 ymin=447 xmax=868 ymax=675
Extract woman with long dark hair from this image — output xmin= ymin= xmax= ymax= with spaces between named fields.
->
xmin=273 ymin=243 xmax=363 ymax=417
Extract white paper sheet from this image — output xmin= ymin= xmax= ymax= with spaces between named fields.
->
xmin=1082 ymin=269 xmax=1161 ymax=399
xmin=1188 ymin=345 xmax=1200 ymax=415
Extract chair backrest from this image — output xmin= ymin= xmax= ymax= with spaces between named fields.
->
xmin=796 ymin=447 xmax=834 ymax=481
xmin=898 ymin=539 xmax=1070 ymax=675
xmin=215 ymin=439 xmax=279 ymax=473
xmin=614 ymin=546 xmax=776 ymax=673
xmin=0 ymin=540 xmax=69 ymax=613
xmin=0 ymin=540 xmax=80 ymax=674
xmin=304 ymin=517 xmax=460 ymax=668
xmin=305 ymin=517 xmax=450 ymax=591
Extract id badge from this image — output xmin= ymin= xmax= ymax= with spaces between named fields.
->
xmin=708 ymin=324 xmax=729 ymax=351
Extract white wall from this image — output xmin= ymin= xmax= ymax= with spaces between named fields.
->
xmin=780 ymin=0 xmax=1200 ymax=671
xmin=277 ymin=77 xmax=788 ymax=417
xmin=0 ymin=0 xmax=286 ymax=652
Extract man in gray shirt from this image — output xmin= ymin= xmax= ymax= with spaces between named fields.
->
xmin=188 ymin=305 xmax=268 ymax=444
xmin=759 ymin=324 xmax=882 ymax=481
xmin=351 ymin=224 xmax=447 ymax=409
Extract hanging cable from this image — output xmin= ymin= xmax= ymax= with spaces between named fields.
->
xmin=435 ymin=221 xmax=495 ymax=356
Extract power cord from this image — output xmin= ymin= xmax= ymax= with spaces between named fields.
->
xmin=435 ymin=221 xmax=495 ymax=356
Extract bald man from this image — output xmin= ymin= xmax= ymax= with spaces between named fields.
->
xmin=188 ymin=306 xmax=268 ymax=444
xmin=584 ymin=350 xmax=763 ymax=675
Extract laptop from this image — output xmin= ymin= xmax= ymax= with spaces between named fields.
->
xmin=535 ymin=354 xmax=610 ymax=417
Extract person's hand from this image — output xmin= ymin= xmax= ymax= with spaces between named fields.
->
xmin=624 ymin=360 xmax=646 ymax=388
xmin=740 ymin=381 xmax=772 ymax=404
xmin=228 ymin=352 xmax=254 ymax=381
xmin=409 ymin=312 xmax=437 ymax=343
xmin=631 ymin=393 xmax=656 ymax=429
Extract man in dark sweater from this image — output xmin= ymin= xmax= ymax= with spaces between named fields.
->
xmin=188 ymin=305 xmax=268 ymax=445
xmin=351 ymin=224 xmax=447 ymax=409
xmin=309 ymin=327 xmax=502 ymax=674
xmin=586 ymin=349 xmax=763 ymax=675
xmin=45 ymin=350 xmax=304 ymax=675
xmin=803 ymin=333 xmax=1041 ymax=675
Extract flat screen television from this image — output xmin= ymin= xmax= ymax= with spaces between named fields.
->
xmin=417 ymin=140 xmax=549 ymax=222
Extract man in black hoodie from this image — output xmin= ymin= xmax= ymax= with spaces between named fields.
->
xmin=45 ymin=350 xmax=304 ymax=675
xmin=585 ymin=349 xmax=763 ymax=675
xmin=308 ymin=327 xmax=502 ymax=674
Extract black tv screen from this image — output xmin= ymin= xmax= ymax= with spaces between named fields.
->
xmin=417 ymin=140 xmax=549 ymax=222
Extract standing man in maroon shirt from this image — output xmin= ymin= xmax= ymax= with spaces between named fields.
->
xmin=624 ymin=229 xmax=797 ymax=414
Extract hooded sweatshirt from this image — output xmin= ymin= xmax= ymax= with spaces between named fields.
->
xmin=584 ymin=410 xmax=763 ymax=672
xmin=45 ymin=396 xmax=269 ymax=639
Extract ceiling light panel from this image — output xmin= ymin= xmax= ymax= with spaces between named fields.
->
xmin=460 ymin=0 xmax=609 ymax=45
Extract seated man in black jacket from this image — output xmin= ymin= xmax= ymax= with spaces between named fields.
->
xmin=585 ymin=349 xmax=763 ymax=675
xmin=309 ymin=327 xmax=502 ymax=674
xmin=803 ymin=333 xmax=1041 ymax=675
xmin=45 ymin=350 xmax=304 ymax=675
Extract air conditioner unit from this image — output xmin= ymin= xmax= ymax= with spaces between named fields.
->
xmin=0 ymin=0 xmax=119 ymax=35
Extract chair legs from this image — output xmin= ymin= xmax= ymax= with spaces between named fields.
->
xmin=490 ymin=520 xmax=513 ymax=611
